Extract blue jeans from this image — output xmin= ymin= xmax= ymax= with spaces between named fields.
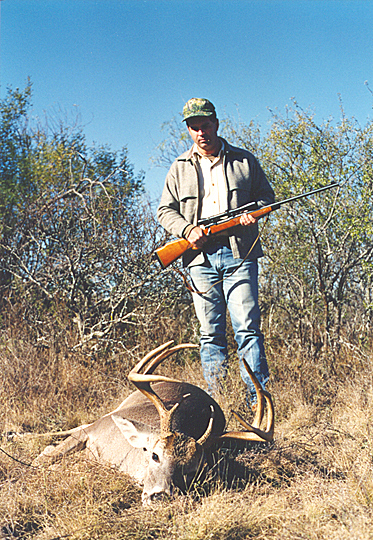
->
xmin=189 ymin=244 xmax=269 ymax=405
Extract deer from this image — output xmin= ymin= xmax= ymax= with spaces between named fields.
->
xmin=33 ymin=341 xmax=274 ymax=504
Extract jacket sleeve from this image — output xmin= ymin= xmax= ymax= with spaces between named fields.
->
xmin=157 ymin=163 xmax=196 ymax=239
xmin=249 ymin=154 xmax=275 ymax=207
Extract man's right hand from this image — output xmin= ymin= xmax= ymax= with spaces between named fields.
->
xmin=186 ymin=226 xmax=208 ymax=249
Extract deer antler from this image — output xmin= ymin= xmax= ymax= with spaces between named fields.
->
xmin=217 ymin=358 xmax=274 ymax=443
xmin=129 ymin=342 xmax=274 ymax=445
xmin=196 ymin=405 xmax=215 ymax=446
xmin=128 ymin=342 xmax=202 ymax=436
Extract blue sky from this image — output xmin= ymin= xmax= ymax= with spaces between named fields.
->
xmin=1 ymin=0 xmax=373 ymax=197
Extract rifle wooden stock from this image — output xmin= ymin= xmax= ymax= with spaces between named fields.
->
xmin=154 ymin=237 xmax=192 ymax=269
xmin=155 ymin=206 xmax=273 ymax=269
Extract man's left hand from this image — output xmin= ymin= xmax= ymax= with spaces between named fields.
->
xmin=240 ymin=213 xmax=258 ymax=226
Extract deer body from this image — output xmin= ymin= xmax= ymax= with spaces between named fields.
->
xmin=34 ymin=342 xmax=274 ymax=504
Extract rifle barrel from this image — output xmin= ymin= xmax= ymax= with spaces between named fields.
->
xmin=271 ymin=183 xmax=339 ymax=210
xmin=199 ymin=183 xmax=338 ymax=227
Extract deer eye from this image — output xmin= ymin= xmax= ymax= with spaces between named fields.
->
xmin=152 ymin=452 xmax=160 ymax=463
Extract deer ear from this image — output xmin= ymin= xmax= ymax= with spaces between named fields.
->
xmin=112 ymin=415 xmax=150 ymax=449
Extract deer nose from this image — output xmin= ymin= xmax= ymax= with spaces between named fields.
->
xmin=150 ymin=491 xmax=170 ymax=502
xmin=142 ymin=487 xmax=173 ymax=505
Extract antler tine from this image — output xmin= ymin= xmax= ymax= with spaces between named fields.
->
xmin=230 ymin=391 xmax=274 ymax=441
xmin=162 ymin=392 xmax=191 ymax=435
xmin=215 ymin=359 xmax=274 ymax=443
xmin=129 ymin=340 xmax=174 ymax=377
xmin=242 ymin=358 xmax=266 ymax=428
xmin=262 ymin=391 xmax=274 ymax=436
xmin=196 ymin=405 xmax=215 ymax=448
xmin=142 ymin=343 xmax=199 ymax=376
xmin=128 ymin=342 xmax=199 ymax=435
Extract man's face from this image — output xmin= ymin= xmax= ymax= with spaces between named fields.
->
xmin=187 ymin=116 xmax=220 ymax=156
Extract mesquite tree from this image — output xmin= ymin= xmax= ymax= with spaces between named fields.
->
xmin=0 ymin=84 xmax=191 ymax=356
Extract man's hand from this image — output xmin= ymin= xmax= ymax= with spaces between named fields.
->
xmin=186 ymin=226 xmax=207 ymax=248
xmin=240 ymin=213 xmax=258 ymax=226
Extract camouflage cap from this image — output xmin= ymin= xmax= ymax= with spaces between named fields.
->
xmin=182 ymin=98 xmax=216 ymax=122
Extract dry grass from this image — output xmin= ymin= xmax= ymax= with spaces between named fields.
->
xmin=1 ymin=327 xmax=373 ymax=539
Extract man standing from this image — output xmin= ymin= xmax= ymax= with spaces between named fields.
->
xmin=157 ymin=98 xmax=275 ymax=409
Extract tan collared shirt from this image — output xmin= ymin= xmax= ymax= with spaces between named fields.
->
xmin=193 ymin=142 xmax=228 ymax=219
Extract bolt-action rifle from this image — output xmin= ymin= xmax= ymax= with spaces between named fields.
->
xmin=154 ymin=183 xmax=339 ymax=269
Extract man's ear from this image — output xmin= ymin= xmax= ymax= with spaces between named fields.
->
xmin=112 ymin=415 xmax=150 ymax=449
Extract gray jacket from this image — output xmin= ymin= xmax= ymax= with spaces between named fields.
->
xmin=157 ymin=137 xmax=275 ymax=267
